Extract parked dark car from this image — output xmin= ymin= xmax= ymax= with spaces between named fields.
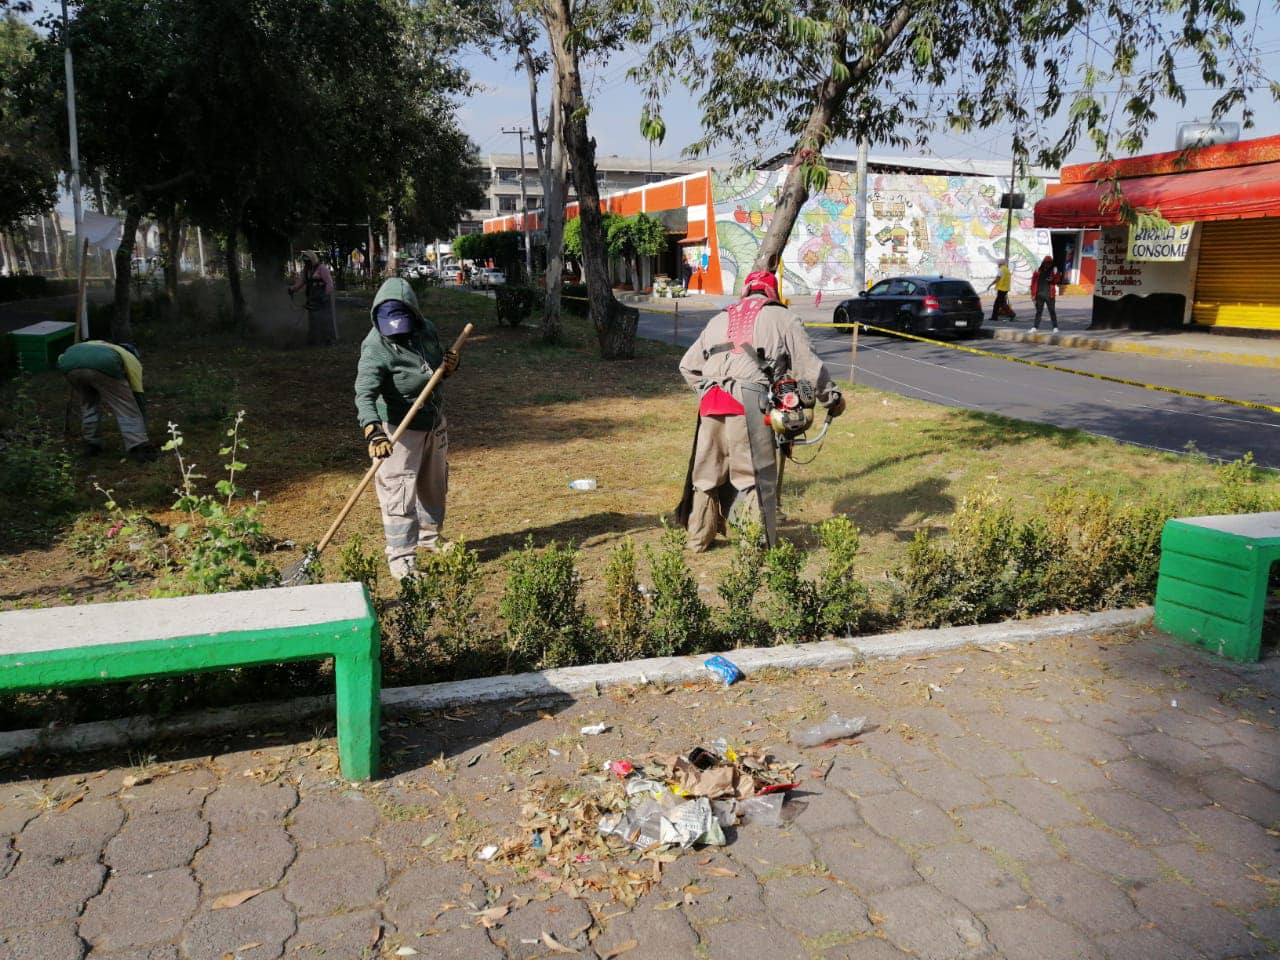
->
xmin=833 ymin=275 xmax=984 ymax=338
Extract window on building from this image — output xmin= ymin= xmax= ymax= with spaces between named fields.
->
xmin=498 ymin=195 xmax=519 ymax=212
xmin=497 ymin=168 xmax=520 ymax=183
xmin=526 ymin=196 xmax=542 ymax=209
xmin=644 ymin=172 xmax=665 ymax=184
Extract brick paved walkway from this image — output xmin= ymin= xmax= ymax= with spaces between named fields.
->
xmin=1 ymin=625 xmax=1278 ymax=960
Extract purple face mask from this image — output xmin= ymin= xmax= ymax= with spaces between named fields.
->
xmin=375 ymin=300 xmax=416 ymax=336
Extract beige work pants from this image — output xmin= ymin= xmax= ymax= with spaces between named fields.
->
xmin=686 ymin=413 xmax=756 ymax=551
xmin=66 ymin=367 xmax=149 ymax=452
xmin=373 ymin=417 xmax=448 ymax=578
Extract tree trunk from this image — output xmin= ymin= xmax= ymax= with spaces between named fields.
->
xmin=156 ymin=200 xmax=183 ymax=320
xmin=245 ymin=226 xmax=295 ymax=344
xmin=521 ymin=42 xmax=567 ymax=344
xmin=225 ymin=227 xmax=247 ymax=328
xmin=544 ymin=0 xmax=633 ymax=359
xmin=111 ymin=204 xmax=141 ymax=342
xmin=385 ymin=209 xmax=398 ymax=278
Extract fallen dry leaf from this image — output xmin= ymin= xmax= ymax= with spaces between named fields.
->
xmin=602 ymin=939 xmax=639 ymax=959
xmin=472 ymin=905 xmax=509 ymax=929
xmin=211 ymin=889 xmax=264 ymax=910
xmin=231 ymin=944 xmax=262 ymax=953
xmin=1248 ymin=874 xmax=1280 ymax=888
xmin=121 ymin=773 xmax=153 ymax=789
xmin=703 ymin=866 xmax=739 ymax=878
xmin=541 ymin=930 xmax=578 ymax=954
xmin=56 ymin=792 xmax=86 ymax=813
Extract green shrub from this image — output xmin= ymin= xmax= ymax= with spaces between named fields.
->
xmin=602 ymin=536 xmax=649 ymax=660
xmin=337 ymin=533 xmax=380 ymax=596
xmin=495 ymin=285 xmax=543 ymax=326
xmin=0 ymin=388 xmax=76 ymax=513
xmin=715 ymin=520 xmax=769 ymax=646
xmin=763 ymin=537 xmax=822 ymax=642
xmin=423 ymin=542 xmax=482 ymax=656
xmin=644 ymin=525 xmax=711 ymax=656
xmin=500 ymin=538 xmax=596 ymax=669
xmin=387 ymin=569 xmax=442 ymax=673
xmin=816 ymin=516 xmax=873 ymax=636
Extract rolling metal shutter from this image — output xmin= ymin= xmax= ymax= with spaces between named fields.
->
xmin=1192 ymin=219 xmax=1280 ymax=329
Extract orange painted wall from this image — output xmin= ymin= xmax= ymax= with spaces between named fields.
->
xmin=1060 ymin=134 xmax=1280 ymax=184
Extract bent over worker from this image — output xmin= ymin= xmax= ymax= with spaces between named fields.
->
xmin=354 ymin=277 xmax=458 ymax=581
xmin=675 ymin=270 xmax=844 ymax=551
xmin=57 ymin=340 xmax=157 ymax=462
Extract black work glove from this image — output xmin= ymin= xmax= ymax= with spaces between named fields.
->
xmin=441 ymin=350 xmax=459 ymax=377
xmin=363 ymin=423 xmax=393 ymax=459
xmin=826 ymin=394 xmax=847 ymax=418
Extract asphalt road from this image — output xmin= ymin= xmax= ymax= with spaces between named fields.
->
xmin=638 ymin=304 xmax=1280 ymax=468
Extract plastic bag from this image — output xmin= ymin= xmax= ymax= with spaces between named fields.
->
xmin=790 ymin=714 xmax=867 ymax=747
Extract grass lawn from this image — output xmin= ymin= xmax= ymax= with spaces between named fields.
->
xmin=2 ymin=283 xmax=1275 ymax=615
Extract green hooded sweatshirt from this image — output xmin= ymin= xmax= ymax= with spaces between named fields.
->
xmin=354 ymin=278 xmax=446 ymax=432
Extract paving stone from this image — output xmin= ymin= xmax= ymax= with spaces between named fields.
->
xmin=663 ymin=851 xmax=766 ymax=924
xmin=85 ymin=947 xmax=177 ymax=959
xmin=591 ymin=900 xmax=700 ymax=960
xmin=1155 ymin=843 xmax=1277 ymax=908
xmin=813 ymin=828 xmax=918 ymax=896
xmin=863 ymin=730 xmax=938 ymax=767
xmin=955 ymin=806 xmax=1059 ymax=863
xmin=383 ymin=861 xmax=478 ymax=933
xmin=790 ymin=786 xmax=864 ymax=833
xmin=1094 ymin=927 xmax=1202 ymax=960
xmin=392 ymin=923 xmax=502 ymax=959
xmin=1210 ymin=742 xmax=1280 ymax=790
xmin=1247 ymin=906 xmax=1280 ymax=944
xmin=0 ymin=859 xmax=105 ymax=927
xmin=982 ymin=907 xmax=1101 ymax=960
xmin=986 ymin=776 xmax=1088 ymax=829
xmin=889 ymin=706 xmax=966 ymax=739
xmin=695 ymin=916 xmax=807 ymax=960
xmin=287 ymin=791 xmax=380 ymax=847
xmin=15 ymin=802 xmax=123 ymax=863
xmin=963 ymin=710 xmax=1049 ymax=750
xmin=0 ymin=795 xmax=39 ymax=836
xmin=0 ymin=837 xmax=14 ymax=880
xmin=373 ymin=818 xmax=445 ymax=871
xmin=104 ymin=809 xmax=209 ymax=875
xmin=1045 ymin=721 xmax=1132 ymax=762
xmin=1024 ymin=859 xmax=1142 ymax=934
xmin=818 ymin=937 xmax=913 ymax=960
xmin=192 ymin=825 xmax=295 ymax=894
xmin=283 ymin=908 xmax=381 ymax=959
xmin=825 ymin=758 xmax=901 ymax=797
xmin=1065 ymin=698 xmax=1153 ymax=738
xmin=180 ymin=888 xmax=296 ymax=960
xmin=858 ymin=791 xmax=957 ymax=846
xmin=726 ymin=827 xmax=817 ymax=880
xmin=1078 ymin=790 xmax=1187 ymax=844
xmin=1125 ymin=731 xmax=1221 ymax=776
xmin=202 ymin=780 xmax=297 ymax=831
xmin=761 ymin=875 xmax=872 ymax=938
xmin=1017 ymin=748 xmax=1112 ymax=793
xmin=281 ymin=843 xmax=385 ymax=917
xmin=78 ymin=867 xmax=198 ymax=953
xmin=1098 ymin=759 xmax=1209 ymax=811
xmin=487 ymin=892 xmax=595 ymax=959
xmin=999 ymin=695 xmax=1072 ymax=725
xmin=896 ymin=761 xmax=991 ymax=811
xmin=866 ymin=885 xmax=988 ymax=960
xmin=1145 ymin=709 xmax=1238 ymax=748
xmin=1052 ymin=826 xmax=1164 ymax=884
xmin=914 ymin=843 xmax=1028 ymax=912
xmin=0 ymin=922 xmax=86 ymax=960
xmin=1130 ymin=880 xmax=1262 ymax=958
xmin=117 ymin=768 xmax=216 ymax=816
xmin=1175 ymin=805 xmax=1280 ymax=864
xmin=1224 ymin=720 xmax=1280 ymax=758
xmin=1194 ymin=771 xmax=1280 ymax=825
xmin=932 ymin=737 xmax=1025 ymax=778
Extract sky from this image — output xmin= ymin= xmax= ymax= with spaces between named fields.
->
xmin=457 ymin=9 xmax=1280 ymax=172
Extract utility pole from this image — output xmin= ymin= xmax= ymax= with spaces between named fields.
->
xmin=61 ymin=0 xmax=86 ymax=337
xmin=852 ymin=135 xmax=869 ymax=295
xmin=1003 ymin=152 xmax=1017 ymax=266
xmin=502 ymin=126 xmax=534 ymax=280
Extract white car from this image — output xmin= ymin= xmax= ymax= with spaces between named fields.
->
xmin=474 ymin=268 xmax=506 ymax=288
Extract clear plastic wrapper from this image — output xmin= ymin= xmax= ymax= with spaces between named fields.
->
xmin=790 ymin=714 xmax=867 ymax=747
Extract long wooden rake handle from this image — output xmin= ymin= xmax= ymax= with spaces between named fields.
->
xmin=312 ymin=322 xmax=473 ymax=559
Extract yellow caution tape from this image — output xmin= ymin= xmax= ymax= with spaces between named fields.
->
xmin=806 ymin=321 xmax=1280 ymax=416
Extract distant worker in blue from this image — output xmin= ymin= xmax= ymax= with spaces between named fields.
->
xmin=57 ymin=340 xmax=157 ymax=462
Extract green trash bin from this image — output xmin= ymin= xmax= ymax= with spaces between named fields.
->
xmin=11 ymin=320 xmax=76 ymax=373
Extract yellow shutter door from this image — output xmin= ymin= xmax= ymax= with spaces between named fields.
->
xmin=1192 ymin=219 xmax=1280 ymax=330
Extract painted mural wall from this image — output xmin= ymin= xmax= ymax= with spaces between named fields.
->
xmin=711 ymin=168 xmax=1055 ymax=298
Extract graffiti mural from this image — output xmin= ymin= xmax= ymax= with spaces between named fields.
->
xmin=711 ymin=168 xmax=1053 ymax=297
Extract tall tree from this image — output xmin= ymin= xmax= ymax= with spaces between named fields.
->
xmin=637 ymin=0 xmax=1278 ymax=280
xmin=0 ymin=16 xmax=57 ymax=233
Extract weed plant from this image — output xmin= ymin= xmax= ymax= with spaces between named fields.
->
xmin=337 ymin=533 xmax=380 ymax=596
xmin=0 ymin=387 xmax=77 ymax=542
xmin=644 ymin=525 xmax=711 ymax=656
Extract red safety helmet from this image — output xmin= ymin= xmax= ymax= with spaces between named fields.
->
xmin=742 ymin=269 xmax=779 ymax=300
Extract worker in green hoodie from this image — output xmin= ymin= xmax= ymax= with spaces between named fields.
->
xmin=57 ymin=340 xmax=158 ymax=462
xmin=354 ymin=278 xmax=459 ymax=580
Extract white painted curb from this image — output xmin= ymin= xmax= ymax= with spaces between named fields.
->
xmin=0 ymin=607 xmax=1152 ymax=763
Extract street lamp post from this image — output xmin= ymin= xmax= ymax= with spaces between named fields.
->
xmin=61 ymin=0 xmax=86 ymax=336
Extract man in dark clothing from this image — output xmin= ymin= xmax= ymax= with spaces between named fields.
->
xmin=289 ymin=250 xmax=336 ymax=346
xmin=57 ymin=340 xmax=158 ymax=462
xmin=1031 ymin=256 xmax=1062 ymax=333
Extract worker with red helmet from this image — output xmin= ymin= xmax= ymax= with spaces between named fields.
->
xmin=675 ymin=269 xmax=845 ymax=550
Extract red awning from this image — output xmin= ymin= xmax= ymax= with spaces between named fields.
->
xmin=1035 ymin=161 xmax=1280 ymax=227
xmin=678 ymin=227 xmax=707 ymax=244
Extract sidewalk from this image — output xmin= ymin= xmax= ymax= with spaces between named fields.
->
xmin=635 ymin=293 xmax=1280 ymax=371
xmin=1 ymin=624 xmax=1277 ymax=959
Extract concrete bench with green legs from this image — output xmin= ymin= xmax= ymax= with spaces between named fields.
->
xmin=0 ymin=582 xmax=381 ymax=779
xmin=1154 ymin=511 xmax=1280 ymax=662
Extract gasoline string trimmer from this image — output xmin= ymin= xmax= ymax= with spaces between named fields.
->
xmin=278 ymin=322 xmax=474 ymax=587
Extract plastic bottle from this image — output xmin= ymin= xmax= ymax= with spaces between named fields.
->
xmin=568 ymin=478 xmax=598 ymax=490
xmin=790 ymin=714 xmax=867 ymax=747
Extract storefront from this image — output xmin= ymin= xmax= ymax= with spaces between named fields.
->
xmin=1036 ymin=135 xmax=1280 ymax=332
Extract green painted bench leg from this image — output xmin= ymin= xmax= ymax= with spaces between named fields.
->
xmin=334 ymin=650 xmax=380 ymax=780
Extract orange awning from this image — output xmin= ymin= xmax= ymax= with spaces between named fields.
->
xmin=678 ymin=227 xmax=707 ymax=244
xmin=1035 ymin=161 xmax=1280 ymax=228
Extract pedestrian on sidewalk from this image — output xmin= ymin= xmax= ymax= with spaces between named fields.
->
xmin=354 ymin=277 xmax=459 ymax=581
xmin=675 ymin=269 xmax=844 ymax=551
xmin=985 ymin=259 xmax=1015 ymax=321
xmin=57 ymin=340 xmax=158 ymax=462
xmin=681 ymin=255 xmax=694 ymax=291
xmin=1030 ymin=255 xmax=1062 ymax=333
xmin=289 ymin=250 xmax=336 ymax=346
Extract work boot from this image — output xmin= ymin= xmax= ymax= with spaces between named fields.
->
xmin=127 ymin=442 xmax=159 ymax=463
xmin=82 ymin=440 xmax=103 ymax=457
xmin=388 ymin=556 xmax=417 ymax=581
